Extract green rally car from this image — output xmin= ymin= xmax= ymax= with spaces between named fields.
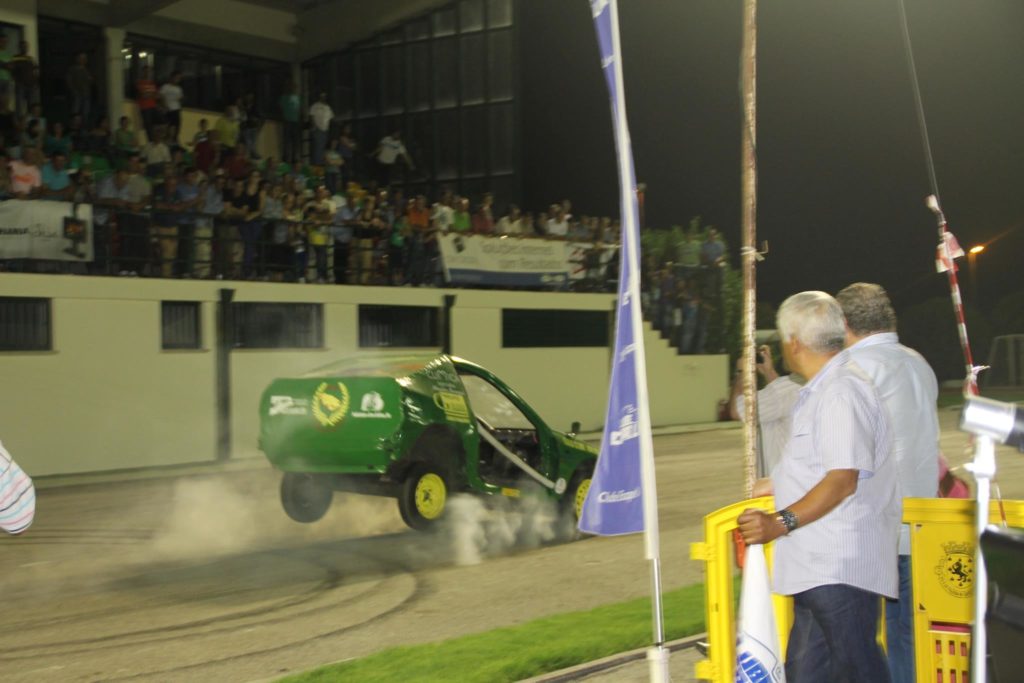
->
xmin=259 ymin=354 xmax=597 ymax=531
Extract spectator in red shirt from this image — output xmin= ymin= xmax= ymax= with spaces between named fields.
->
xmin=472 ymin=192 xmax=495 ymax=235
xmin=135 ymin=65 xmax=159 ymax=140
xmin=224 ymin=144 xmax=252 ymax=180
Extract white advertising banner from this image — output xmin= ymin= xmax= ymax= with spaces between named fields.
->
xmin=0 ymin=200 xmax=94 ymax=261
xmin=438 ymin=234 xmax=570 ymax=287
xmin=437 ymin=234 xmax=618 ymax=287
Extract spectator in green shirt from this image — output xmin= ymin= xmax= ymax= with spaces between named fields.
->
xmin=214 ymin=105 xmax=241 ymax=156
xmin=279 ymin=81 xmax=300 ymax=164
xmin=451 ymin=197 xmax=471 ymax=233
xmin=44 ymin=121 xmax=72 ymax=157
xmin=114 ymin=115 xmax=139 ymax=158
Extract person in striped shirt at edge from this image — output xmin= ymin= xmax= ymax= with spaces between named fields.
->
xmin=0 ymin=440 xmax=35 ymax=535
xmin=738 ymin=291 xmax=899 ymax=683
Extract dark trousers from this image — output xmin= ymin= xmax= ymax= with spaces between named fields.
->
xmin=164 ymin=110 xmax=181 ymax=143
xmin=282 ymin=121 xmax=300 ymax=164
xmin=312 ymin=245 xmax=328 ymax=281
xmin=885 ymin=555 xmax=914 ymax=683
xmin=786 ymin=584 xmax=891 ymax=683
xmin=388 ymin=244 xmax=405 ymax=284
xmin=239 ymin=220 xmax=263 ymax=277
xmin=117 ymin=212 xmax=150 ymax=274
xmin=91 ymin=221 xmax=113 ymax=275
xmin=176 ymin=222 xmax=195 ymax=277
xmin=311 ymin=129 xmax=327 ymax=165
xmin=140 ymin=107 xmax=159 ymax=140
xmin=333 ymin=241 xmax=350 ymax=284
xmin=376 ymin=160 xmax=394 ymax=189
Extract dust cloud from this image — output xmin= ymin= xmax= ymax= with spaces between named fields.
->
xmin=442 ymin=491 xmax=574 ymax=566
xmin=149 ymin=473 xmax=406 ymax=562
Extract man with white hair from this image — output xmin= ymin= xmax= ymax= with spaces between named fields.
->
xmin=836 ymin=282 xmax=939 ymax=683
xmin=738 ymin=291 xmax=898 ymax=683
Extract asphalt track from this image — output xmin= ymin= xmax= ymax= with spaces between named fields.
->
xmin=2 ymin=410 xmax=1021 ymax=683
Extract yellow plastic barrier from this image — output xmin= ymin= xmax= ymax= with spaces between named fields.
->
xmin=690 ymin=497 xmax=1024 ymax=682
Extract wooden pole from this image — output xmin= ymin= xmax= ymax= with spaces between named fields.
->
xmin=740 ymin=0 xmax=758 ymax=497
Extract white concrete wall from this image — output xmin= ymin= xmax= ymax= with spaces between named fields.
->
xmin=0 ymin=0 xmax=38 ymax=58
xmin=0 ymin=275 xmax=727 ymax=476
xmin=155 ymin=0 xmax=297 ymax=45
xmin=297 ymin=0 xmax=448 ymax=60
xmin=120 ymin=100 xmax=282 ymax=161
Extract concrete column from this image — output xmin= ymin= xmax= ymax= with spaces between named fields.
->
xmin=104 ymin=26 xmax=126 ymax=128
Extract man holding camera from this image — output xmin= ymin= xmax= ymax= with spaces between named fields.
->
xmin=729 ymin=343 xmax=802 ymax=475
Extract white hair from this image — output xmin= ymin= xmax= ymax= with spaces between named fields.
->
xmin=776 ymin=291 xmax=846 ymax=354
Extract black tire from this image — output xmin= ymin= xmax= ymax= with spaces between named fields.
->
xmin=280 ymin=472 xmax=333 ymax=523
xmin=398 ymin=464 xmax=450 ymax=532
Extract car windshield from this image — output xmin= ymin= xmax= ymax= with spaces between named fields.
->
xmin=459 ymin=374 xmax=534 ymax=431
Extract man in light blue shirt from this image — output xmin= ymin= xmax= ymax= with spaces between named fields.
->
xmin=739 ymin=291 xmax=898 ymax=683
xmin=40 ymin=152 xmax=72 ymax=197
xmin=837 ymin=282 xmax=939 ymax=683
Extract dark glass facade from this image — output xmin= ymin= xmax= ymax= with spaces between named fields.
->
xmin=302 ymin=0 xmax=520 ymax=204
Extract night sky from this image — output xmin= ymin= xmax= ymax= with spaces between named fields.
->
xmin=520 ymin=0 xmax=1024 ymax=312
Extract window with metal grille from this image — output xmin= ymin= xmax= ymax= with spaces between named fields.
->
xmin=502 ymin=309 xmax=610 ymax=348
xmin=232 ymin=303 xmax=324 ymax=349
xmin=0 ymin=297 xmax=51 ymax=351
xmin=359 ymin=305 xmax=439 ymax=348
xmin=161 ymin=301 xmax=201 ymax=350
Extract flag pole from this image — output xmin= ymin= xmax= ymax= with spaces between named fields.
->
xmin=740 ymin=0 xmax=759 ymax=496
xmin=582 ymin=2 xmax=667 ymax=678
xmin=606 ymin=3 xmax=668 ymax=675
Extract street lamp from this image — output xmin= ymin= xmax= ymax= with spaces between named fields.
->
xmin=968 ymin=245 xmax=985 ymax=301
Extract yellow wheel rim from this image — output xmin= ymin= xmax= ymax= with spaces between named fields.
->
xmin=574 ymin=478 xmax=592 ymax=520
xmin=415 ymin=473 xmax=447 ymax=520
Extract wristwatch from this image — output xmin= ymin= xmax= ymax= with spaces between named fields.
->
xmin=776 ymin=508 xmax=798 ymax=534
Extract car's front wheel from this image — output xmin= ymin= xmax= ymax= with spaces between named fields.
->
xmin=280 ymin=472 xmax=333 ymax=523
xmin=398 ymin=464 xmax=449 ymax=531
xmin=567 ymin=466 xmax=593 ymax=523
xmin=556 ymin=465 xmax=594 ymax=541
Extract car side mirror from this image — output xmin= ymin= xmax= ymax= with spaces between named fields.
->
xmin=570 ymin=421 xmax=581 ymax=436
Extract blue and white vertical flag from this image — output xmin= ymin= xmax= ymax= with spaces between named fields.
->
xmin=735 ymin=545 xmax=786 ymax=683
xmin=578 ymin=0 xmax=661 ymax=561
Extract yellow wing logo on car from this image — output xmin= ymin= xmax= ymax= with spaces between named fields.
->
xmin=312 ymin=382 xmax=351 ymax=428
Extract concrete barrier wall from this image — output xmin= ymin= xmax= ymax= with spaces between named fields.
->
xmin=0 ymin=274 xmax=728 ymax=476
xmin=120 ymin=100 xmax=283 ymax=161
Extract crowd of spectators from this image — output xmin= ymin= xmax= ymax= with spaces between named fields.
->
xmin=641 ymin=225 xmax=728 ymax=355
xmin=1 ymin=45 xmax=727 ymax=310
xmin=0 ymin=42 xmax=632 ymax=287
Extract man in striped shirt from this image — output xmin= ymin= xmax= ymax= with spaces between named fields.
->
xmin=0 ymin=440 xmax=35 ymax=535
xmin=739 ymin=291 xmax=898 ymax=683
xmin=837 ymin=282 xmax=939 ymax=683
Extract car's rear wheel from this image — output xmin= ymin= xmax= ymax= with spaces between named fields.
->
xmin=399 ymin=464 xmax=449 ymax=531
xmin=280 ymin=472 xmax=333 ymax=523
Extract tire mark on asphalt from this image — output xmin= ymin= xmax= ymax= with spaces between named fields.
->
xmin=101 ymin=568 xmax=432 ymax=683
xmin=0 ymin=550 xmax=425 ymax=662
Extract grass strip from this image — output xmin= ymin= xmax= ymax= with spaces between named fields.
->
xmin=279 ymin=581 xmax=709 ymax=683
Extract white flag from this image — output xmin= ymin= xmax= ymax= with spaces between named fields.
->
xmin=735 ymin=544 xmax=786 ymax=683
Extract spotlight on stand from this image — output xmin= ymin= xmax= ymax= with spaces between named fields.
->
xmin=959 ymin=394 xmax=1024 ymax=683
xmin=960 ymin=396 xmax=1024 ymax=452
